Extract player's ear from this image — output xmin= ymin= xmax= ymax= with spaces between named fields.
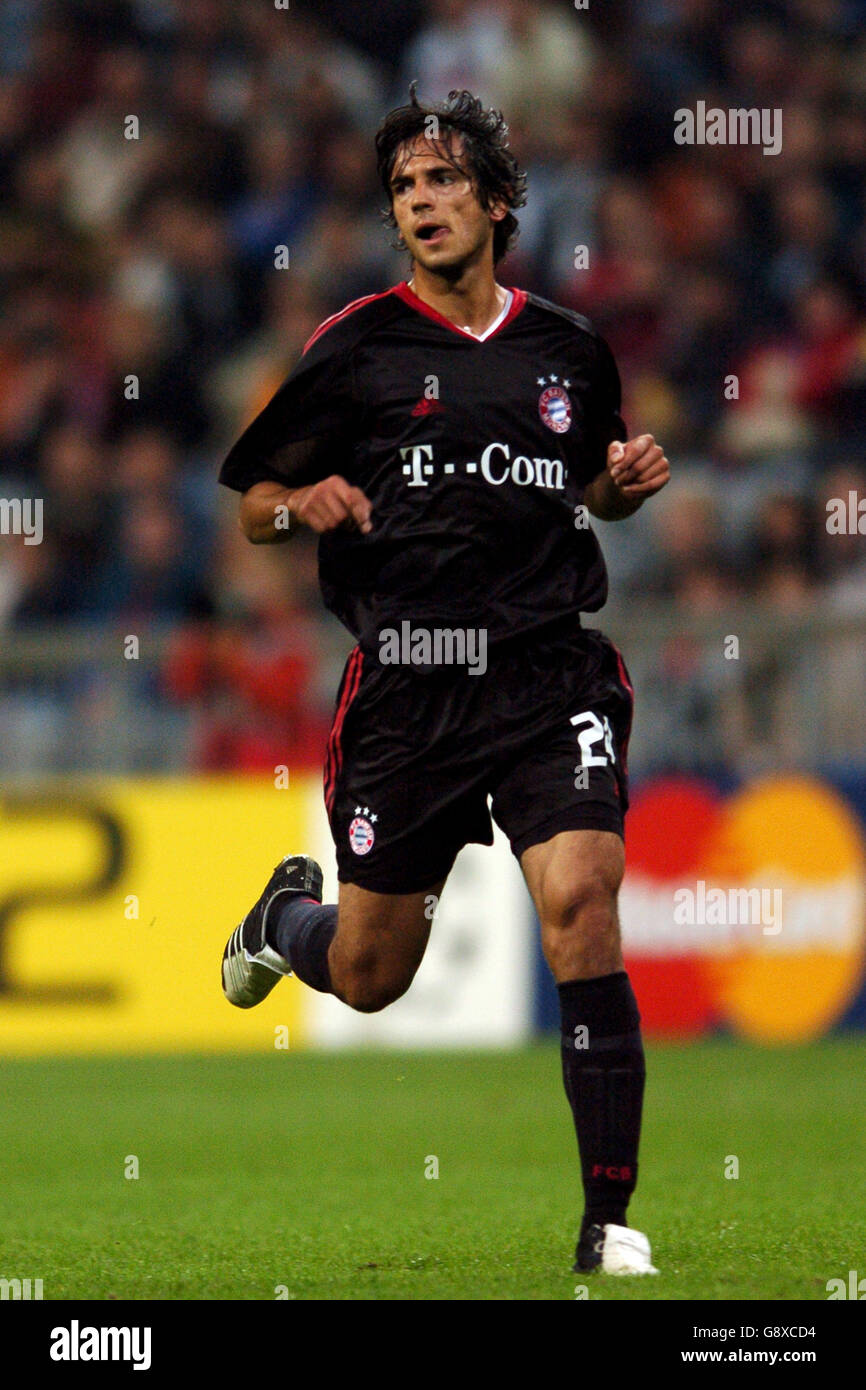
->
xmin=488 ymin=196 xmax=508 ymax=224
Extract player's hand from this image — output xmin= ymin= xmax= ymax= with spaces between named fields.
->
xmin=290 ymin=475 xmax=373 ymax=535
xmin=607 ymin=435 xmax=670 ymax=499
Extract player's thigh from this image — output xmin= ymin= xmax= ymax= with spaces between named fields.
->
xmin=522 ymin=822 xmax=622 ymax=934
xmin=331 ymin=877 xmax=446 ymax=986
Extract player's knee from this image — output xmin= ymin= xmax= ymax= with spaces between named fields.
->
xmin=541 ymin=875 xmax=621 ymax=978
xmin=342 ymin=974 xmax=409 ymax=1013
xmin=542 ymin=871 xmax=618 ymax=937
xmin=336 ymin=951 xmax=412 ymax=1013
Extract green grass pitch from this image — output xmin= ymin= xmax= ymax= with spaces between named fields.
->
xmin=0 ymin=1039 xmax=862 ymax=1301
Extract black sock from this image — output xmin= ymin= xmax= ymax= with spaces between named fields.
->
xmin=267 ymin=896 xmax=337 ymax=994
xmin=558 ymin=971 xmax=646 ymax=1230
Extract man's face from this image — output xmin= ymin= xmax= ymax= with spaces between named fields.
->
xmin=388 ymin=134 xmax=505 ymax=276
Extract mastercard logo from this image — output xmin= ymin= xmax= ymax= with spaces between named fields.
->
xmin=620 ymin=775 xmax=866 ymax=1042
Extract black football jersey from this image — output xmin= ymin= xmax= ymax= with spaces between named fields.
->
xmin=219 ymin=281 xmax=626 ymax=654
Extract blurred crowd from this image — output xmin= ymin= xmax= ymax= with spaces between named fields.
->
xmin=1 ymin=0 xmax=865 ymax=773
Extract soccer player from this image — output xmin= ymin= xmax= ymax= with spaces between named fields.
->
xmin=219 ymin=87 xmax=670 ymax=1276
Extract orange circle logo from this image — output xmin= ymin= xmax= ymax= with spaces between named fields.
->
xmin=621 ymin=775 xmax=866 ymax=1041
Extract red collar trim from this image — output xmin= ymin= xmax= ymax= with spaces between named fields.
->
xmin=394 ymin=281 xmax=527 ymax=342
xmin=303 ymin=287 xmax=400 ymax=355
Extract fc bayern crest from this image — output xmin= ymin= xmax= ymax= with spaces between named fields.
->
xmin=539 ymin=384 xmax=572 ymax=434
xmin=348 ymin=816 xmax=375 ymax=855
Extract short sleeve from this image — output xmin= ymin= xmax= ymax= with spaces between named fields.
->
xmin=592 ymin=333 xmax=627 ymax=463
xmin=218 ymin=328 xmax=357 ymax=493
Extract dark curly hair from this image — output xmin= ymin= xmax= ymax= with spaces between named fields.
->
xmin=375 ymin=84 xmax=528 ymax=266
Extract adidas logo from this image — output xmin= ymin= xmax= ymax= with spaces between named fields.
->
xmin=411 ymin=397 xmax=445 ymax=417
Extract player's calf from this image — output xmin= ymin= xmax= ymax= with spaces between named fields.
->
xmin=521 ymin=831 xmax=651 ymax=1271
xmin=264 ymin=877 xmax=443 ymax=1012
xmin=326 ymin=879 xmax=443 ymax=1012
xmin=329 ymin=946 xmax=416 ymax=1013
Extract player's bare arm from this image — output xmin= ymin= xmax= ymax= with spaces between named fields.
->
xmin=584 ymin=434 xmax=671 ymax=521
xmin=239 ymin=477 xmax=373 ymax=543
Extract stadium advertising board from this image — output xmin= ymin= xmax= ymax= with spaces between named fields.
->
xmin=0 ymin=779 xmax=310 ymax=1055
xmin=619 ymin=774 xmax=866 ymax=1041
xmin=0 ymin=777 xmax=532 ymax=1055
xmin=2 ymin=772 xmax=864 ymax=1054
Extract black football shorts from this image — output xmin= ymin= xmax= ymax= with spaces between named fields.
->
xmin=323 ymin=624 xmax=634 ymax=895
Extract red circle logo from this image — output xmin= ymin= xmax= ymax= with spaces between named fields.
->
xmin=622 ymin=775 xmax=866 ymax=1041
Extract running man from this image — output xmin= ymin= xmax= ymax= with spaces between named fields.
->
xmin=218 ymin=87 xmax=670 ymax=1276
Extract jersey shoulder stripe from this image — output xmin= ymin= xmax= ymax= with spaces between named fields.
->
xmin=522 ymin=291 xmax=601 ymax=343
xmin=302 ymin=287 xmax=403 ymax=356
